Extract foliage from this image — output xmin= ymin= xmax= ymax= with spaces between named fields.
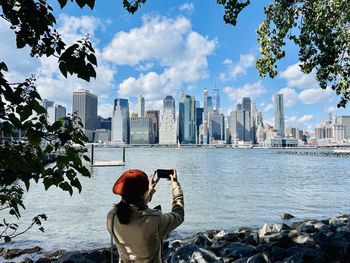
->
xmin=256 ymin=0 xmax=350 ymax=108
xmin=0 ymin=0 xmax=96 ymax=242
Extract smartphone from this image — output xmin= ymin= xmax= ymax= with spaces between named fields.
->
xmin=157 ymin=169 xmax=173 ymax=179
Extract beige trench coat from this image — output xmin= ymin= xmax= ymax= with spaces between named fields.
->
xmin=107 ymin=181 xmax=184 ymax=263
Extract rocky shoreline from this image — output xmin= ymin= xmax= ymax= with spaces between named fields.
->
xmin=2 ymin=214 xmax=350 ymax=262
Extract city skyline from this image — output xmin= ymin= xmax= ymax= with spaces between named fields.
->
xmin=1 ymin=1 xmax=349 ymax=133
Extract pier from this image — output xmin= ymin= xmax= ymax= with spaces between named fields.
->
xmin=90 ymin=144 xmax=126 ymax=167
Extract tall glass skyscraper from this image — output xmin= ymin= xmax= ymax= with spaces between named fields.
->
xmin=72 ymin=89 xmax=98 ymax=131
xmin=138 ymin=95 xmax=145 ymax=118
xmin=212 ymin=88 xmax=220 ymax=111
xmin=179 ymin=94 xmax=196 ymax=144
xmin=203 ymin=88 xmax=213 ymax=122
xmin=112 ymin=98 xmax=130 ymax=143
xmin=274 ymin=93 xmax=285 ymax=138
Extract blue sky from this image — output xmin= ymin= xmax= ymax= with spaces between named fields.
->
xmin=1 ymin=1 xmax=349 ymax=132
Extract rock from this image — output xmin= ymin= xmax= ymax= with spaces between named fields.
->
xmin=281 ymin=213 xmax=295 ymax=220
xmin=169 ymin=243 xmax=223 ymax=263
xmin=286 ymin=246 xmax=326 ymax=262
xmin=271 ymin=246 xmax=288 ymax=261
xmin=292 ymin=234 xmax=314 ymax=245
xmin=300 ymin=224 xmax=316 ymax=234
xmin=272 ymin=224 xmax=290 ymax=233
xmin=211 ymin=232 xmax=239 ymax=250
xmin=233 ymin=257 xmax=249 ymax=263
xmin=19 ymin=258 xmax=34 ymax=263
xmin=316 ymin=233 xmax=350 ymax=262
xmin=2 ymin=246 xmax=42 ymax=259
xmin=243 ymin=232 xmax=259 ymax=246
xmin=259 ymin=224 xmax=272 ymax=238
xmin=247 ymin=252 xmax=271 ymax=263
xmin=220 ymin=242 xmax=257 ymax=259
xmin=36 ymin=250 xmax=65 ymax=263
xmin=277 ymin=253 xmax=303 ymax=263
xmin=193 ymin=234 xmax=213 ymax=250
xmin=261 ymin=232 xmax=290 ymax=243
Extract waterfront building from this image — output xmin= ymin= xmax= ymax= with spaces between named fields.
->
xmin=159 ymin=110 xmax=177 ymax=145
xmin=264 ymin=138 xmax=298 ymax=147
xmin=112 ymin=98 xmax=130 ymax=144
xmin=251 ymin=102 xmax=257 ymax=144
xmin=179 ymin=94 xmax=196 ymax=144
xmin=94 ymin=129 xmax=111 ymax=143
xmin=130 ymin=117 xmax=153 ymax=144
xmin=73 ymin=89 xmax=98 ymax=141
xmin=42 ymin=99 xmax=54 ymax=111
xmin=208 ymin=110 xmax=224 ymax=141
xmin=242 ymin=97 xmax=251 ymax=112
xmin=336 ymin=116 xmax=350 ymax=139
xmin=196 ymin=107 xmax=204 ymax=143
xmin=203 ymin=88 xmax=213 ymax=122
xmin=256 ymin=110 xmax=264 ymax=127
xmin=202 ymin=120 xmax=209 ymax=144
xmin=274 ymin=93 xmax=285 ymax=138
xmin=47 ymin=104 xmax=66 ymax=125
xmin=286 ymin=127 xmax=297 ymax=138
xmin=146 ymin=110 xmax=160 ymax=144
xmin=296 ymin=129 xmax=304 ymax=140
xmin=97 ymin=116 xmax=112 ymax=130
xmin=228 ymin=98 xmax=251 ymax=143
xmin=212 ymin=88 xmax=220 ymax=111
xmin=138 ymin=95 xmax=145 ymax=118
xmin=163 ymin=95 xmax=176 ymax=121
xmin=256 ymin=124 xmax=266 ymax=144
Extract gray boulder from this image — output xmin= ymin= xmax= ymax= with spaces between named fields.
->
xmin=247 ymin=252 xmax=271 ymax=263
xmin=169 ymin=243 xmax=223 ymax=263
xmin=220 ymin=242 xmax=257 ymax=259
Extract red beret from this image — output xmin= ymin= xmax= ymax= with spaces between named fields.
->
xmin=113 ymin=169 xmax=149 ymax=197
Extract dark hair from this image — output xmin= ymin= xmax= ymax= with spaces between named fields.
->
xmin=116 ymin=201 xmax=131 ymax=224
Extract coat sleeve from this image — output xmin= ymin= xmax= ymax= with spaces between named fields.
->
xmin=158 ymin=181 xmax=184 ymax=237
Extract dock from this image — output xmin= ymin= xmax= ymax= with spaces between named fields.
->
xmin=90 ymin=145 xmax=126 ymax=167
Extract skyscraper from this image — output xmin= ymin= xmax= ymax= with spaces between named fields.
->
xmin=112 ymin=98 xmax=130 ymax=144
xmin=203 ymin=88 xmax=213 ymax=122
xmin=138 ymin=95 xmax=145 ymax=118
xmin=146 ymin=110 xmax=160 ymax=144
xmin=163 ymin=96 xmax=176 ymax=121
xmin=178 ymin=94 xmax=196 ymax=144
xmin=72 ymin=89 xmax=98 ymax=131
xmin=242 ymin=97 xmax=251 ymax=112
xmin=159 ymin=95 xmax=177 ymax=144
xmin=228 ymin=97 xmax=252 ymax=143
xmin=208 ymin=110 xmax=224 ymax=141
xmin=42 ymin=99 xmax=54 ymax=111
xmin=130 ymin=117 xmax=153 ymax=144
xmin=47 ymin=105 xmax=66 ymax=125
xmin=212 ymin=88 xmax=220 ymax=111
xmin=274 ymin=93 xmax=285 ymax=138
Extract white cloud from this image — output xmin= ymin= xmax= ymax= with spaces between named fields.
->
xmin=278 ymin=87 xmax=299 ymax=107
xmin=281 ymin=63 xmax=317 ymax=89
xmin=263 ymin=103 xmax=274 ymax=112
xmin=224 ymin=81 xmax=265 ymax=103
xmin=298 ymin=88 xmax=333 ymax=105
xmin=219 ymin=53 xmax=255 ymax=81
xmin=98 ymin=103 xmax=114 ymax=118
xmin=136 ymin=62 xmax=154 ymax=71
xmin=285 ymin=114 xmax=315 ymax=130
xmin=179 ymin=3 xmax=194 ymax=12
xmin=111 ymin=16 xmax=217 ymax=100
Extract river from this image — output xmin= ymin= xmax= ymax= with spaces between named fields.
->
xmin=1 ymin=147 xmax=349 ymax=252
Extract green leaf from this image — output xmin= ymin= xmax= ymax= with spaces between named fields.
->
xmin=4 ymin=236 xmax=11 ymax=243
xmin=75 ymin=0 xmax=86 ymax=8
xmin=45 ymin=145 xmax=54 ymax=153
xmin=71 ymin=178 xmax=82 ymax=193
xmin=58 ymin=0 xmax=68 ymax=8
xmin=16 ymin=35 xmax=25 ymax=49
xmin=87 ymin=53 xmax=97 ymax=65
xmin=86 ymin=0 xmax=95 ymax=9
xmin=82 ymin=155 xmax=90 ymax=162
xmin=59 ymin=182 xmax=73 ymax=195
xmin=59 ymin=61 xmax=68 ymax=78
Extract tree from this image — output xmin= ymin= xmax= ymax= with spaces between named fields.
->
xmin=125 ymin=0 xmax=350 ymax=108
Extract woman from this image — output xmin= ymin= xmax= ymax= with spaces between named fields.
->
xmin=107 ymin=169 xmax=184 ymax=263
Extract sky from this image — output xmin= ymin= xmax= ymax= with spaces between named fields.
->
xmin=1 ymin=0 xmax=349 ymax=132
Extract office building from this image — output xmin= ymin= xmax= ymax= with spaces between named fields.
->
xmin=94 ymin=129 xmax=111 ymax=143
xmin=42 ymin=99 xmax=54 ymax=111
xmin=242 ymin=97 xmax=251 ymax=112
xmin=72 ymin=89 xmax=98 ymax=131
xmin=138 ymin=95 xmax=145 ymax=118
xmin=229 ymin=109 xmax=251 ymax=142
xmin=286 ymin=127 xmax=297 ymax=138
xmin=112 ymin=98 xmax=130 ymax=144
xmin=47 ymin=105 xmax=66 ymax=125
xmin=146 ymin=110 xmax=160 ymax=144
xmin=336 ymin=116 xmax=350 ymax=139
xmin=203 ymin=88 xmax=213 ymax=122
xmin=274 ymin=93 xmax=285 ymax=138
xmin=196 ymin=107 xmax=204 ymax=143
xmin=212 ymin=88 xmax=220 ymax=111
xmin=163 ymin=95 xmax=176 ymax=120
xmin=130 ymin=117 xmax=153 ymax=144
xmin=97 ymin=116 xmax=112 ymax=130
xmin=208 ymin=110 xmax=224 ymax=141
xmin=179 ymin=94 xmax=196 ymax=144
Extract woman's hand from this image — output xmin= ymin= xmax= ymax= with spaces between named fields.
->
xmin=149 ymin=170 xmax=160 ymax=189
xmin=170 ymin=169 xmax=177 ymax=182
